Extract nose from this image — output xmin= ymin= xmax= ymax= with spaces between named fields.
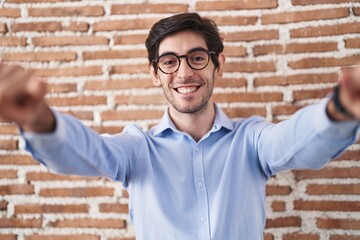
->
xmin=176 ymin=58 xmax=194 ymax=79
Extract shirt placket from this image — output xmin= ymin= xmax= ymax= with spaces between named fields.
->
xmin=192 ymin=143 xmax=211 ymax=240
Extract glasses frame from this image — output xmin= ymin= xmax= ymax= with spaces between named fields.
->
xmin=152 ymin=47 xmax=217 ymax=74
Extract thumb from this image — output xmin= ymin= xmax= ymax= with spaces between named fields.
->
xmin=26 ymin=76 xmax=47 ymax=101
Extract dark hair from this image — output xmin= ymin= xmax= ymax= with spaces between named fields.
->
xmin=145 ymin=12 xmax=224 ymax=71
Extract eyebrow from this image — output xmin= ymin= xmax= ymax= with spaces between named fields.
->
xmin=158 ymin=47 xmax=209 ymax=58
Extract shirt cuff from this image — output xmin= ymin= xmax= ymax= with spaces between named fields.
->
xmin=314 ymin=97 xmax=360 ymax=140
xmin=21 ymin=109 xmax=66 ymax=150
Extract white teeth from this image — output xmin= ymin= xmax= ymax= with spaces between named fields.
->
xmin=177 ymin=87 xmax=197 ymax=94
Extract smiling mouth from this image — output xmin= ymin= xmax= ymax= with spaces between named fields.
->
xmin=175 ymin=86 xmax=201 ymax=94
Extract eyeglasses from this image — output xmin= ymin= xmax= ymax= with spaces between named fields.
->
xmin=153 ymin=47 xmax=217 ymax=74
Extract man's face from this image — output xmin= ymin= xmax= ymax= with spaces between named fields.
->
xmin=150 ymin=31 xmax=224 ymax=115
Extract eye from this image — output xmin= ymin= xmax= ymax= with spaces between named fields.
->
xmin=189 ymin=51 xmax=208 ymax=65
xmin=159 ymin=56 xmax=178 ymax=68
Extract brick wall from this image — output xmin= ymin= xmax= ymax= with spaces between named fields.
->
xmin=0 ymin=0 xmax=359 ymax=239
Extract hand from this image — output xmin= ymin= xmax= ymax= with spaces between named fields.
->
xmin=0 ymin=62 xmax=55 ymax=132
xmin=327 ymin=63 xmax=360 ymax=121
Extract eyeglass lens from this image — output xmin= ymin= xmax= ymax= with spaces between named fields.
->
xmin=158 ymin=50 xmax=210 ymax=74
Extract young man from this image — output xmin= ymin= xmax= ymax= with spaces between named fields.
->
xmin=0 ymin=13 xmax=359 ymax=240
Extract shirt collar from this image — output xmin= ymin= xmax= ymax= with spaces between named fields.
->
xmin=153 ymin=104 xmax=234 ymax=136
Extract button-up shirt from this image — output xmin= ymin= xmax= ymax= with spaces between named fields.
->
xmin=23 ymin=99 xmax=360 ymax=240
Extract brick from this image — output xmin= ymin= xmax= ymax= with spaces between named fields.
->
xmin=49 ymin=218 xmax=126 ymax=228
xmin=26 ymin=171 xmax=92 ymax=181
xmin=224 ymin=30 xmax=279 ymax=42
xmin=28 ymin=6 xmax=104 ymax=17
xmin=282 ymin=233 xmax=319 ymax=240
xmin=13 ymin=22 xmax=62 ymax=32
xmin=99 ymin=203 xmax=128 ymax=213
xmin=114 ymin=34 xmax=147 ymax=45
xmin=293 ymin=0 xmax=360 ymax=4
xmin=0 ymin=234 xmax=16 ymax=240
xmin=39 ymin=187 xmax=114 ymax=197
xmin=101 ymin=110 xmax=163 ymax=121
xmin=209 ymin=16 xmax=257 ymax=26
xmin=223 ymin=46 xmax=247 ymax=57
xmin=63 ymin=22 xmax=89 ymax=32
xmin=111 ymin=64 xmax=149 ymax=74
xmin=293 ymin=88 xmax=331 ymax=101
xmin=254 ymin=73 xmax=337 ymax=87
xmin=271 ymin=201 xmax=286 ymax=212
xmin=0 ymin=124 xmax=18 ymax=134
xmin=0 ymin=37 xmax=26 ymax=46
xmin=214 ymin=92 xmax=283 ymax=103
xmin=25 ymin=235 xmax=99 ymax=240
xmin=83 ymin=49 xmax=147 ymax=60
xmin=111 ymin=4 xmax=187 ymax=14
xmin=34 ymin=66 xmax=102 ymax=77
xmin=288 ymin=55 xmax=360 ymax=69
xmin=1 ymin=52 xmax=76 ymax=62
xmin=47 ymin=96 xmax=106 ymax=106
xmin=0 ymin=201 xmax=8 ymax=210
xmin=307 ymin=183 xmax=360 ymax=195
xmin=264 ymin=233 xmax=274 ymax=240
xmin=0 ymin=23 xmax=7 ymax=33
xmin=48 ymin=83 xmax=77 ymax=93
xmin=224 ymin=61 xmax=276 ymax=73
xmin=93 ymin=18 xmax=158 ymax=32
xmin=196 ymin=0 xmax=277 ymax=11
xmin=32 ymin=36 xmax=108 ymax=46
xmin=345 ymin=37 xmax=360 ymax=48
xmin=291 ymin=22 xmax=360 ymax=38
xmin=0 ymin=184 xmax=34 ymax=195
xmin=0 ymin=155 xmax=37 ymax=165
xmin=266 ymin=185 xmax=292 ymax=195
xmin=253 ymin=42 xmax=337 ymax=56
xmin=215 ymin=77 xmax=247 ymax=88
xmin=0 ymin=8 xmax=21 ymax=18
xmin=293 ymin=167 xmax=360 ymax=180
xmin=114 ymin=94 xmax=167 ymax=105
xmin=84 ymin=79 xmax=153 ymax=91
xmin=7 ymin=0 xmax=80 ymax=2
xmin=294 ymin=200 xmax=360 ymax=211
xmin=336 ymin=149 xmax=360 ymax=161
xmin=91 ymin=126 xmax=124 ymax=135
xmin=331 ymin=235 xmax=360 ymax=240
xmin=265 ymin=216 xmax=301 ymax=228
xmin=223 ymin=107 xmax=266 ymax=118
xmin=0 ymin=140 xmax=18 ymax=150
xmin=355 ymin=7 xmax=360 ymax=16
xmin=317 ymin=218 xmax=360 ymax=230
xmin=62 ymin=111 xmax=93 ymax=121
xmin=262 ymin=8 xmax=348 ymax=24
xmin=0 ymin=218 xmax=41 ymax=228
xmin=15 ymin=204 xmax=88 ymax=214
xmin=272 ymin=105 xmax=304 ymax=116
xmin=286 ymin=73 xmax=337 ymax=85
xmin=0 ymin=170 xmax=17 ymax=179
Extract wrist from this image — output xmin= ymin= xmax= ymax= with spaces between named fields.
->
xmin=21 ymin=103 xmax=56 ymax=133
xmin=326 ymin=85 xmax=354 ymax=122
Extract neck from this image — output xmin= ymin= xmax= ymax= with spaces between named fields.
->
xmin=168 ymin=102 xmax=216 ymax=142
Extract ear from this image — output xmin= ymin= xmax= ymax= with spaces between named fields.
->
xmin=215 ymin=53 xmax=225 ymax=78
xmin=148 ymin=63 xmax=162 ymax=87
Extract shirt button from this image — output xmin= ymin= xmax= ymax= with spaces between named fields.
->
xmin=197 ymin=182 xmax=203 ymax=188
xmin=201 ymin=217 xmax=206 ymax=222
xmin=195 ymin=147 xmax=200 ymax=152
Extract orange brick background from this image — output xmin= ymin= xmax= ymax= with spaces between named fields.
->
xmin=0 ymin=0 xmax=360 ymax=239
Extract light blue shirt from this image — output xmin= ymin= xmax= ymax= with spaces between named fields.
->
xmin=23 ymin=99 xmax=359 ymax=240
